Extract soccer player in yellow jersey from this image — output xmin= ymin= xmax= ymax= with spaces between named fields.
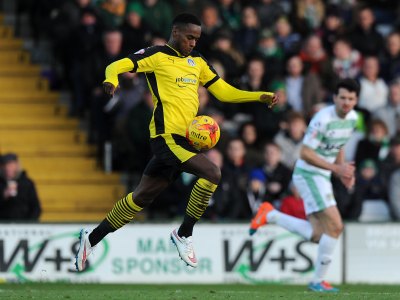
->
xmin=76 ymin=13 xmax=278 ymax=271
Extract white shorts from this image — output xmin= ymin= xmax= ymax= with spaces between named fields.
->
xmin=292 ymin=170 xmax=336 ymax=215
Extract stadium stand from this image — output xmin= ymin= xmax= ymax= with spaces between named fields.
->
xmin=0 ymin=13 xmax=125 ymax=222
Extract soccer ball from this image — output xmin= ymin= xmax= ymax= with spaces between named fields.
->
xmin=186 ymin=115 xmax=220 ymax=151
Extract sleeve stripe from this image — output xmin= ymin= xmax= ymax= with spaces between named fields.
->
xmin=132 ymin=60 xmax=138 ymax=73
xmin=203 ymin=75 xmax=219 ymax=88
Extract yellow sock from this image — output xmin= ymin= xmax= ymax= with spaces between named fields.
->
xmin=106 ymin=193 xmax=142 ymax=230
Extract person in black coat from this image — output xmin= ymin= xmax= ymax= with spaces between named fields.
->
xmin=346 ymin=6 xmax=384 ymax=56
xmin=0 ymin=153 xmax=41 ymax=221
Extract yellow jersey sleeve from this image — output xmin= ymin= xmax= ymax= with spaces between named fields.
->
xmin=104 ymin=58 xmax=134 ymax=87
xmin=198 ymin=56 xmax=220 ymax=87
xmin=103 ymin=46 xmax=163 ymax=88
xmin=207 ymin=78 xmax=274 ymax=103
xmin=128 ymin=47 xmax=160 ymax=73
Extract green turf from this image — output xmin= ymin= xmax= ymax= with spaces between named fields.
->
xmin=1 ymin=283 xmax=400 ymax=300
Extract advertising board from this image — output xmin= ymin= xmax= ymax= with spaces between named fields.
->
xmin=0 ymin=224 xmax=342 ymax=284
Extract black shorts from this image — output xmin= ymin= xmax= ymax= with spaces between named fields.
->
xmin=143 ymin=134 xmax=198 ymax=181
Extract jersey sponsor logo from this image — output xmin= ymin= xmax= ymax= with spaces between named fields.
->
xmin=320 ymin=143 xmax=342 ymax=151
xmin=175 ymin=73 xmax=197 ymax=87
xmin=187 ymin=58 xmax=195 ymax=66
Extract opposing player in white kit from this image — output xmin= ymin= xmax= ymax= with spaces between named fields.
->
xmin=249 ymin=78 xmax=359 ymax=292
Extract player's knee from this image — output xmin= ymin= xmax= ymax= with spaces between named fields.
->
xmin=132 ymin=195 xmax=153 ymax=208
xmin=325 ymin=223 xmax=343 ymax=239
xmin=133 ymin=190 xmax=155 ymax=207
xmin=206 ymin=164 xmax=221 ymax=184
xmin=332 ymin=223 xmax=344 ymax=237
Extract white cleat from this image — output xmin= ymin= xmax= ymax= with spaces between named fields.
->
xmin=75 ymin=229 xmax=93 ymax=271
xmin=170 ymin=229 xmax=198 ymax=268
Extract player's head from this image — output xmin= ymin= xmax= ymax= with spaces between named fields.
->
xmin=333 ymin=78 xmax=360 ymax=118
xmin=170 ymin=13 xmax=201 ymax=57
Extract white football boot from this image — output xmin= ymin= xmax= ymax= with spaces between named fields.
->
xmin=75 ymin=229 xmax=93 ymax=271
xmin=170 ymin=229 xmax=198 ymax=268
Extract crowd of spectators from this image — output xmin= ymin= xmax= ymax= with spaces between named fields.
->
xmin=19 ymin=0 xmax=400 ymax=222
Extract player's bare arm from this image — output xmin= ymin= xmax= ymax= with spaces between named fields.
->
xmin=335 ymin=148 xmax=355 ymax=184
xmin=300 ymin=145 xmax=353 ymax=175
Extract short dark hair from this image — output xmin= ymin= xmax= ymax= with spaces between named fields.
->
xmin=334 ymin=78 xmax=360 ymax=97
xmin=0 ymin=153 xmax=18 ymax=165
xmin=172 ymin=13 xmax=201 ymax=27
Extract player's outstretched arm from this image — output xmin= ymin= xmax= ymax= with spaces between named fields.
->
xmin=207 ymin=78 xmax=278 ymax=108
xmin=103 ymin=58 xmax=134 ymax=96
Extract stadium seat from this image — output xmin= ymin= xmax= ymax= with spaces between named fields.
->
xmin=0 ymin=17 xmax=125 ymax=222
xmin=0 ymin=50 xmax=30 ymax=64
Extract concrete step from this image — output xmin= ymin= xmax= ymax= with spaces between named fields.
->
xmin=20 ymin=156 xmax=99 ymax=172
xmin=0 ymin=128 xmax=85 ymax=144
xmin=0 ymin=77 xmax=49 ymax=90
xmin=31 ymin=171 xmax=121 ymax=184
xmin=0 ymin=25 xmax=14 ymax=38
xmin=0 ymin=50 xmax=29 ymax=64
xmin=37 ymin=183 xmax=125 ymax=202
xmin=0 ymin=144 xmax=95 ymax=157
xmin=40 ymin=212 xmax=109 ymax=222
xmin=0 ymin=91 xmax=59 ymax=102
xmin=0 ymin=117 xmax=78 ymax=129
xmin=0 ymin=64 xmax=40 ymax=76
xmin=0 ymin=103 xmax=68 ymax=116
xmin=41 ymin=200 xmax=114 ymax=212
xmin=0 ymin=38 xmax=23 ymax=49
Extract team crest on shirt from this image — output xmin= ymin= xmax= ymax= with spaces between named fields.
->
xmin=187 ymin=58 xmax=195 ymax=66
xmin=307 ymin=127 xmax=318 ymax=138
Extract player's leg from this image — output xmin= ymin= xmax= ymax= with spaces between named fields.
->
xmin=249 ymin=173 xmax=318 ymax=240
xmin=160 ymin=134 xmax=221 ymax=238
xmin=287 ymin=172 xmax=342 ymax=292
xmin=169 ymin=153 xmax=220 ymax=267
xmin=149 ymin=134 xmax=220 ymax=267
xmin=309 ymin=206 xmax=342 ymax=292
xmin=89 ymin=174 xmax=170 ymax=246
xmin=249 ymin=201 xmax=314 ymax=240
xmin=289 ymin=173 xmax=340 ymax=291
xmin=177 ymin=153 xmax=220 ymax=237
xmin=76 ymin=156 xmax=171 ymax=271
xmin=308 ymin=214 xmax=324 ymax=243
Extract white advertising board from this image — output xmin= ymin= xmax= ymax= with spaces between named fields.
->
xmin=346 ymin=223 xmax=400 ymax=283
xmin=0 ymin=223 xmax=342 ymax=284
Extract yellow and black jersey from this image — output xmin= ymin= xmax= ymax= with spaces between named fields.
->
xmin=104 ymin=44 xmax=273 ymax=138
xmin=128 ymin=45 xmax=218 ymax=137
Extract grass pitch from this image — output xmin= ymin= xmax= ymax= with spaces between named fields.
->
xmin=1 ymin=283 xmax=400 ymax=300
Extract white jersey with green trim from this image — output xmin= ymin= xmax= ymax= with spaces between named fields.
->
xmin=294 ymin=105 xmax=358 ymax=178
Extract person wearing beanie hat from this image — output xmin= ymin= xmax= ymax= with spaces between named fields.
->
xmin=126 ymin=1 xmax=144 ymax=17
xmin=120 ymin=1 xmax=151 ymax=55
